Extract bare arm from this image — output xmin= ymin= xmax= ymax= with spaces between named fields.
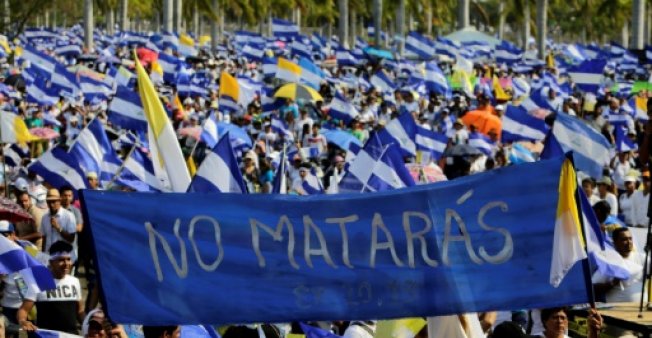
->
xmin=17 ymin=299 xmax=36 ymax=332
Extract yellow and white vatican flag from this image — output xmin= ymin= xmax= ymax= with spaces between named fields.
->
xmin=135 ymin=53 xmax=190 ymax=192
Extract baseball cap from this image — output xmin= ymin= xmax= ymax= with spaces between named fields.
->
xmin=0 ymin=221 xmax=14 ymax=233
xmin=597 ymin=176 xmax=612 ymax=186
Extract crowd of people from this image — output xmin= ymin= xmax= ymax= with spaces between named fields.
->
xmin=0 ymin=21 xmax=649 ymax=338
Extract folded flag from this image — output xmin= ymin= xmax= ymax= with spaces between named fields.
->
xmin=0 ymin=235 xmax=55 ymax=293
xmin=0 ymin=112 xmax=36 ymax=144
xmin=188 ymin=133 xmax=247 ymax=194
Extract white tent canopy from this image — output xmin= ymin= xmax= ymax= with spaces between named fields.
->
xmin=444 ymin=27 xmax=502 ymax=47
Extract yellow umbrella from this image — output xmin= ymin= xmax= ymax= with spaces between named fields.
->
xmin=274 ymin=83 xmax=323 ymax=102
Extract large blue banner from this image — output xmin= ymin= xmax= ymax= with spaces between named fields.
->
xmin=81 ymin=157 xmax=588 ymax=325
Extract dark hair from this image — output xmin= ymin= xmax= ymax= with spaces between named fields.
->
xmin=612 ymin=227 xmax=631 ymax=241
xmin=59 ymin=185 xmax=74 ymax=194
xmin=581 ymin=178 xmax=595 ymax=187
xmin=540 ymin=307 xmax=568 ymax=323
xmin=592 ymin=200 xmax=611 ymax=223
xmin=16 ymin=190 xmax=30 ymax=202
xmin=49 ymin=241 xmax=73 ymax=256
xmin=142 ymin=326 xmax=179 ymax=338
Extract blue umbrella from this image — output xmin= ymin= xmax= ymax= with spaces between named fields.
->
xmin=363 ymin=47 xmax=395 ymax=60
xmin=321 ymin=129 xmax=362 ymax=151
xmin=217 ymin=122 xmax=253 ymax=150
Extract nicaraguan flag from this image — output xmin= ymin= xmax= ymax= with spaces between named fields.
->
xmin=336 ymin=47 xmax=359 ymax=67
xmin=328 ymin=91 xmax=359 ymax=124
xmin=567 ymin=59 xmax=607 ymax=93
xmin=108 ymin=86 xmax=146 ymax=131
xmin=415 ymin=127 xmax=447 ymax=161
xmin=68 ymin=119 xmax=123 ymax=186
xmin=377 ymin=112 xmax=418 ymax=157
xmin=0 ymin=235 xmax=55 ymax=295
xmin=200 ymin=112 xmax=219 ymax=148
xmin=339 ymin=134 xmax=415 ymax=193
xmin=468 ymin=132 xmax=495 ymax=156
xmin=117 ymin=147 xmax=161 ymax=193
xmin=424 ymin=62 xmax=449 ymax=96
xmin=188 ymin=133 xmax=247 ymax=194
xmin=501 ymin=105 xmax=549 ymax=143
xmin=614 ymin=125 xmax=637 ymax=152
xmin=241 ymin=43 xmax=265 ymax=62
xmin=3 ymin=144 xmax=29 ymax=167
xmin=271 ymin=117 xmax=294 ymax=141
xmin=370 ymin=70 xmax=396 ymax=93
xmin=25 ymin=78 xmax=60 ymax=106
xmin=272 ymin=18 xmax=299 ymax=40
xmin=21 ymin=44 xmax=58 ymax=72
xmin=551 ymin=113 xmax=611 ymax=178
xmin=495 ymin=40 xmax=523 ymax=65
xmin=405 ymin=31 xmax=435 ymax=59
xmin=508 ymin=143 xmax=536 ymax=164
xmin=28 ymin=147 xmax=88 ymax=191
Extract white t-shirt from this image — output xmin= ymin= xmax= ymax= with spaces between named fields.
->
xmin=36 ymin=274 xmax=81 ymax=302
xmin=598 ymin=193 xmax=618 ymax=216
xmin=41 ymin=208 xmax=78 ymax=260
xmin=592 ymin=252 xmax=645 ymax=303
xmin=619 ymin=192 xmax=636 ymax=225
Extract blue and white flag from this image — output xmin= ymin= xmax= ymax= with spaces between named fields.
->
xmin=216 ymin=122 xmax=253 ymax=154
xmin=339 ymin=134 xmax=415 ymax=193
xmin=28 ymin=147 xmax=88 ymax=191
xmin=25 ymin=78 xmax=60 ymax=106
xmin=157 ymin=53 xmax=180 ymax=83
xmin=117 ymin=147 xmax=161 ymax=193
xmin=336 ymin=48 xmax=359 ymax=67
xmin=108 ymin=86 xmax=146 ymax=131
xmin=69 ymin=119 xmax=123 ymax=186
xmin=262 ymin=57 xmax=278 ymax=78
xmin=79 ymin=75 xmax=111 ymax=102
xmin=301 ymin=167 xmax=324 ymax=195
xmin=51 ymin=64 xmax=81 ymax=97
xmin=272 ymin=18 xmax=299 ymax=40
xmin=21 ymin=44 xmax=58 ymax=72
xmin=188 ymin=133 xmax=247 ymax=194
xmin=501 ymin=105 xmax=550 ymax=143
xmin=495 ymin=41 xmax=523 ymax=65
xmin=614 ymin=125 xmax=637 ymax=152
xmin=551 ymin=113 xmax=611 ymax=178
xmin=272 ymin=147 xmax=288 ymax=194
xmin=512 ymin=77 xmax=531 ymax=98
xmin=377 ymin=113 xmax=418 ymax=157
xmin=0 ymin=235 xmax=55 ymax=293
xmin=271 ymin=117 xmax=294 ymax=141
xmin=405 ymin=32 xmax=435 ymax=59
xmin=241 ymin=44 xmax=265 ymax=62
xmin=200 ymin=112 xmax=219 ymax=148
xmin=568 ymin=59 xmax=606 ymax=93
xmin=290 ymin=40 xmax=313 ymax=60
xmin=508 ymin=143 xmax=536 ymax=164
xmin=298 ymin=57 xmax=325 ymax=90
xmin=328 ymin=91 xmax=359 ymax=124
xmin=435 ymin=38 xmax=459 ymax=59
xmin=370 ymin=70 xmax=396 ymax=93
xmin=234 ymin=31 xmax=264 ymax=45
xmin=468 ymin=132 xmax=495 ymax=156
xmin=424 ymin=62 xmax=449 ymax=96
xmin=3 ymin=144 xmax=29 ymax=167
xmin=415 ymin=127 xmax=447 ymax=161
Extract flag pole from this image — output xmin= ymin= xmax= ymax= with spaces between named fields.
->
xmin=0 ymin=143 xmax=7 ymax=198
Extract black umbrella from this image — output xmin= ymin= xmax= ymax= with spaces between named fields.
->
xmin=443 ymin=144 xmax=482 ymax=157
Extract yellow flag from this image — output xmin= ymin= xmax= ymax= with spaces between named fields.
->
xmin=186 ymin=156 xmax=197 ymax=177
xmin=493 ymin=76 xmax=511 ymax=101
xmin=0 ymin=112 xmax=37 ymax=144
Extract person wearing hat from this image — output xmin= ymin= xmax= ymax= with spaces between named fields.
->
xmin=41 ymin=189 xmax=77 ymax=258
xmin=619 ymin=175 xmax=639 ymax=226
xmin=86 ymin=171 xmax=101 ymax=190
xmin=449 ymin=118 xmax=469 ymax=145
xmin=596 ymin=177 xmax=618 ymax=216
xmin=632 ymin=171 xmax=651 ymax=228
xmin=17 ymin=241 xmax=83 ymax=334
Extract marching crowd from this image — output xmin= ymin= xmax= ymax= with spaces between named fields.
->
xmin=0 ymin=22 xmax=649 ymax=338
